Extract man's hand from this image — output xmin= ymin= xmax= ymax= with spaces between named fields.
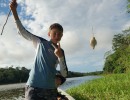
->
xmin=9 ymin=0 xmax=19 ymax=20
xmin=52 ymin=43 xmax=63 ymax=58
xmin=9 ymin=0 xmax=17 ymax=11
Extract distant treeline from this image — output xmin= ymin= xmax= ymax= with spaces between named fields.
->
xmin=0 ymin=66 xmax=29 ymax=85
xmin=67 ymin=71 xmax=103 ymax=78
xmin=0 ymin=66 xmax=102 ymax=85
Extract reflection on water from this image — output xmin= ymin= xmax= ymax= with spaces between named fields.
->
xmin=0 ymin=76 xmax=101 ymax=100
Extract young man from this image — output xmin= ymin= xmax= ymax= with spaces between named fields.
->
xmin=9 ymin=0 xmax=68 ymax=100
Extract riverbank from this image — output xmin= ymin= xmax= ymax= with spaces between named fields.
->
xmin=0 ymin=76 xmax=100 ymax=100
xmin=0 ymin=88 xmax=24 ymax=100
xmin=66 ymin=73 xmax=130 ymax=100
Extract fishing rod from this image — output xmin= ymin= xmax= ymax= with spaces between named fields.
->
xmin=0 ymin=9 xmax=11 ymax=35
xmin=1 ymin=0 xmax=16 ymax=35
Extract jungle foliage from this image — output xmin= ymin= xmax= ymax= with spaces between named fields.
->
xmin=0 ymin=66 xmax=29 ymax=85
xmin=103 ymin=28 xmax=130 ymax=73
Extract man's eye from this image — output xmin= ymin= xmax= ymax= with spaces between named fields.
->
xmin=54 ymin=32 xmax=56 ymax=35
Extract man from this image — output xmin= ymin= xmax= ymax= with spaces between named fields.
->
xmin=10 ymin=0 xmax=68 ymax=100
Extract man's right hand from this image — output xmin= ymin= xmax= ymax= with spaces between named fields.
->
xmin=9 ymin=0 xmax=19 ymax=20
xmin=9 ymin=0 xmax=17 ymax=11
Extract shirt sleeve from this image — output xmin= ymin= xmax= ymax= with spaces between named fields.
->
xmin=58 ymin=50 xmax=68 ymax=77
xmin=15 ymin=20 xmax=41 ymax=48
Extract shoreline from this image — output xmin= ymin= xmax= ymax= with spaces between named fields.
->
xmin=0 ymin=83 xmax=25 ymax=92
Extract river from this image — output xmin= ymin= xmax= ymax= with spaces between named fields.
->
xmin=0 ymin=76 xmax=101 ymax=100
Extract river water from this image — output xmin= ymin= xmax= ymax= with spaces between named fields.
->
xmin=59 ymin=76 xmax=101 ymax=90
xmin=0 ymin=76 xmax=101 ymax=100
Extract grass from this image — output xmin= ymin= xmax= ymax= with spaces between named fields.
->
xmin=66 ymin=73 xmax=130 ymax=100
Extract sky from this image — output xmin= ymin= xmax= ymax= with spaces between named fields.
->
xmin=0 ymin=0 xmax=130 ymax=72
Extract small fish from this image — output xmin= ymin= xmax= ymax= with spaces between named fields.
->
xmin=90 ymin=36 xmax=97 ymax=49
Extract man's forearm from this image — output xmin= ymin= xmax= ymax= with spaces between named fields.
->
xmin=59 ymin=57 xmax=68 ymax=77
xmin=11 ymin=9 xmax=19 ymax=21
xmin=9 ymin=0 xmax=19 ymax=21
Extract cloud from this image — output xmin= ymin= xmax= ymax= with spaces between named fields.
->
xmin=0 ymin=0 xmax=129 ymax=72
xmin=0 ymin=15 xmax=35 ymax=67
xmin=122 ymin=21 xmax=130 ymax=30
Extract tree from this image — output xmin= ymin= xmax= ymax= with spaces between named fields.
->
xmin=112 ymin=29 xmax=130 ymax=51
xmin=103 ymin=28 xmax=130 ymax=73
xmin=0 ymin=66 xmax=30 ymax=85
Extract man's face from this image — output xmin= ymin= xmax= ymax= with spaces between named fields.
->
xmin=55 ymin=77 xmax=62 ymax=87
xmin=48 ymin=28 xmax=63 ymax=44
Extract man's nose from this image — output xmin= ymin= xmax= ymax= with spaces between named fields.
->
xmin=55 ymin=34 xmax=60 ymax=38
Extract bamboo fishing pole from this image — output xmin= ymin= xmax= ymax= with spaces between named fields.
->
xmin=0 ymin=9 xmax=11 ymax=35
xmin=1 ymin=0 xmax=16 ymax=35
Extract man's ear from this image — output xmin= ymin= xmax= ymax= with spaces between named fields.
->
xmin=48 ymin=32 xmax=50 ymax=36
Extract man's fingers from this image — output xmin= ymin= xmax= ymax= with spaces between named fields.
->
xmin=57 ymin=42 xmax=61 ymax=49
xmin=51 ymin=42 xmax=61 ymax=49
xmin=12 ymin=0 xmax=16 ymax=2
xmin=51 ymin=44 xmax=57 ymax=49
xmin=52 ymin=42 xmax=63 ymax=58
xmin=10 ymin=0 xmax=17 ymax=6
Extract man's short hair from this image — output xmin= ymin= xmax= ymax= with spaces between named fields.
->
xmin=49 ymin=23 xmax=63 ymax=33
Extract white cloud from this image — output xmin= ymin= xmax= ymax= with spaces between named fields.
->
xmin=0 ymin=0 xmax=129 ymax=72
xmin=0 ymin=15 xmax=35 ymax=67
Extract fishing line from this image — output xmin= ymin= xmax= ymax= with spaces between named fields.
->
xmin=90 ymin=26 xmax=97 ymax=49
xmin=92 ymin=26 xmax=94 ymax=37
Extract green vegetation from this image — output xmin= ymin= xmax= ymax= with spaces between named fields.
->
xmin=66 ymin=73 xmax=130 ymax=100
xmin=67 ymin=71 xmax=103 ymax=78
xmin=0 ymin=66 xmax=29 ymax=85
xmin=103 ymin=28 xmax=130 ymax=74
